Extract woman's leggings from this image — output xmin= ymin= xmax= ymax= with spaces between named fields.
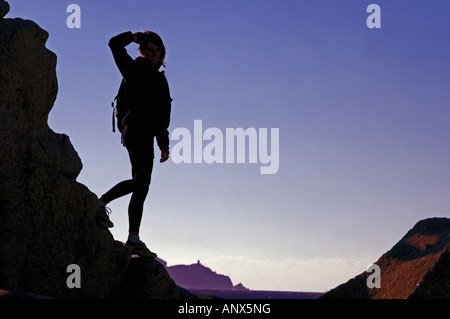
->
xmin=101 ymin=138 xmax=154 ymax=233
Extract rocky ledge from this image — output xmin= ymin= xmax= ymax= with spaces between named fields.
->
xmin=0 ymin=0 xmax=179 ymax=299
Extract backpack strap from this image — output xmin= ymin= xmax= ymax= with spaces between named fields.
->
xmin=111 ymin=96 xmax=117 ymax=133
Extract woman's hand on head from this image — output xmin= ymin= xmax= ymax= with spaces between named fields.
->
xmin=133 ymin=32 xmax=140 ymax=44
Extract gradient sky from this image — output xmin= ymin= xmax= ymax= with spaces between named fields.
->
xmin=9 ymin=0 xmax=450 ymax=292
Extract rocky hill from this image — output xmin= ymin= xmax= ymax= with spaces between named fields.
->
xmin=159 ymin=259 xmax=249 ymax=290
xmin=321 ymin=217 xmax=449 ymax=299
xmin=0 ymin=0 xmax=178 ymax=299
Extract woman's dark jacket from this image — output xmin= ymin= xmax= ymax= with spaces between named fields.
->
xmin=108 ymin=31 xmax=172 ymax=150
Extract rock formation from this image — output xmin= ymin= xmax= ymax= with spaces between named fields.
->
xmin=321 ymin=217 xmax=450 ymax=299
xmin=161 ymin=259 xmax=239 ymax=290
xmin=0 ymin=0 xmax=179 ymax=298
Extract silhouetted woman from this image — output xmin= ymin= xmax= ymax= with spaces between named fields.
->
xmin=96 ymin=30 xmax=172 ymax=258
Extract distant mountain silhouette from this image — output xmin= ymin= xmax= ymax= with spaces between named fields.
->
xmin=157 ymin=259 xmax=248 ymax=291
xmin=157 ymin=259 xmax=325 ymax=299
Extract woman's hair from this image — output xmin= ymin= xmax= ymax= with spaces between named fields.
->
xmin=137 ymin=30 xmax=166 ymax=68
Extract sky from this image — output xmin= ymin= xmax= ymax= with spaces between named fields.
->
xmin=8 ymin=0 xmax=450 ymax=292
